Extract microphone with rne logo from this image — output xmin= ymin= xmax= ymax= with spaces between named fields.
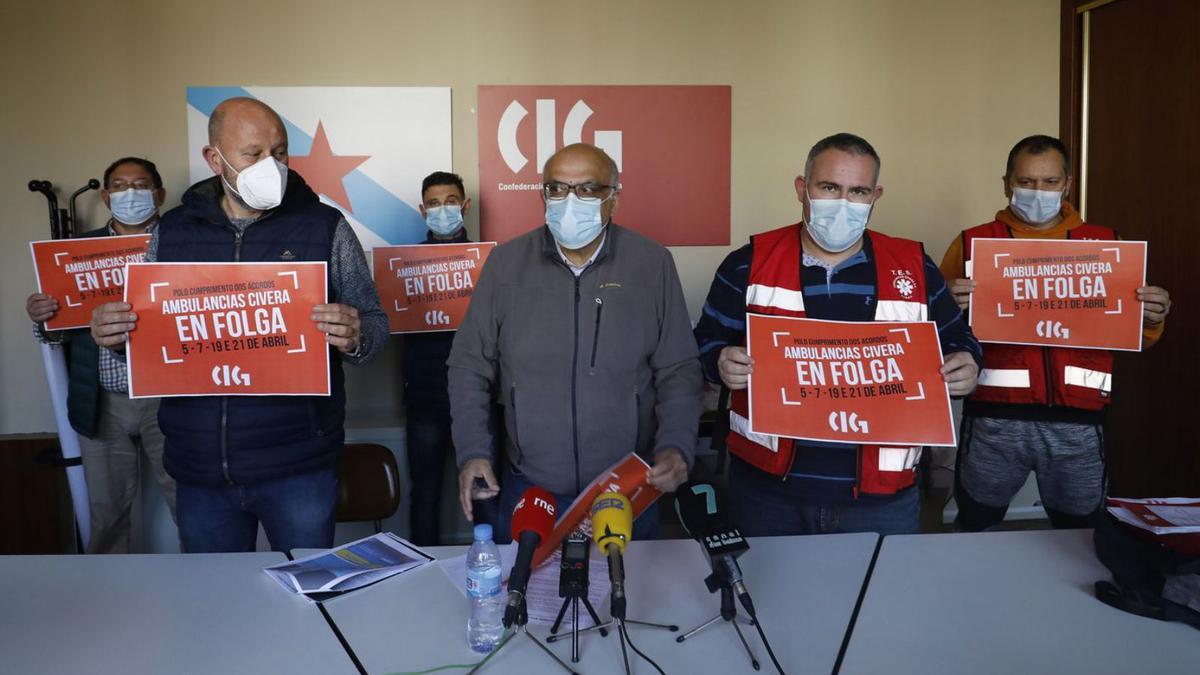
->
xmin=591 ymin=492 xmax=632 ymax=620
xmin=504 ymin=487 xmax=556 ymax=628
xmin=673 ymin=481 xmax=756 ymax=619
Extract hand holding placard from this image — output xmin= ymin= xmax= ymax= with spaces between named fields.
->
xmin=1137 ymin=286 xmax=1171 ymax=325
xmin=91 ymin=302 xmax=138 ymax=349
xmin=717 ymin=345 xmax=754 ymax=390
xmin=26 ymin=294 xmax=59 ymax=324
xmin=311 ymin=303 xmax=361 ymax=353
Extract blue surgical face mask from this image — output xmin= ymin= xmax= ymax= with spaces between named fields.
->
xmin=425 ymin=204 xmax=463 ymax=236
xmin=1010 ymin=187 xmax=1062 ymax=225
xmin=805 ymin=195 xmax=873 ymax=253
xmin=109 ymin=188 xmax=157 ymax=226
xmin=545 ymin=194 xmax=606 ymax=250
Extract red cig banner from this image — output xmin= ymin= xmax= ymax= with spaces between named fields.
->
xmin=124 ymin=262 xmax=330 ymax=398
xmin=30 ymin=234 xmax=151 ymax=330
xmin=969 ymin=238 xmax=1147 ymax=351
xmin=477 ymin=85 xmax=731 ymax=246
xmin=746 ymin=314 xmax=956 ymax=447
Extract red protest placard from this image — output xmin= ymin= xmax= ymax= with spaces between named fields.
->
xmin=968 ymin=238 xmax=1147 ymax=351
xmin=746 ymin=314 xmax=956 ymax=447
xmin=124 ymin=262 xmax=330 ymax=398
xmin=531 ymin=454 xmax=661 ymax=569
xmin=30 ymin=234 xmax=151 ymax=330
xmin=372 ymin=242 xmax=496 ymax=333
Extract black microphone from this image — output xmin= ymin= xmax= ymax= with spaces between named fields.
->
xmin=673 ymin=481 xmax=756 ymax=618
xmin=504 ymin=486 xmax=556 ymax=628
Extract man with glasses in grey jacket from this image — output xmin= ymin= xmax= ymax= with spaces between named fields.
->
xmin=449 ymin=143 xmax=701 ymax=541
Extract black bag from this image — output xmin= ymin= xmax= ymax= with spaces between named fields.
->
xmin=1093 ymin=514 xmax=1200 ymax=629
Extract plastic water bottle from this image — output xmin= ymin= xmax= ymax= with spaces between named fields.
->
xmin=466 ymin=524 xmax=504 ymax=653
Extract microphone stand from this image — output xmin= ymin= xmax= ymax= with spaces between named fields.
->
xmin=547 ymin=577 xmax=611 ymax=663
xmin=601 ymin=545 xmax=677 ymax=675
xmin=677 ymin=571 xmax=762 ymax=671
xmin=467 ymin=595 xmax=579 ymax=675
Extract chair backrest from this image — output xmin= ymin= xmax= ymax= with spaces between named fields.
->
xmin=336 ymin=443 xmax=401 ymax=523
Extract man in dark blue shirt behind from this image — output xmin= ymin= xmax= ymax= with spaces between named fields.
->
xmin=694 ymin=133 xmax=981 ymax=536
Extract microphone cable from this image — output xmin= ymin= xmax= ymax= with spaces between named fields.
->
xmin=390 ymin=627 xmax=515 ymax=675
xmin=618 ymin=619 xmax=666 ymax=675
xmin=745 ymin=601 xmax=786 ymax=675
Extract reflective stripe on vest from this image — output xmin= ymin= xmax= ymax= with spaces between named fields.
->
xmin=879 ymin=446 xmax=922 ymax=471
xmin=729 ymin=408 xmax=778 ymax=452
xmin=746 ymin=283 xmax=806 ymax=313
xmin=1063 ymin=365 xmax=1112 ymax=393
xmin=978 ymin=368 xmax=1032 ymax=388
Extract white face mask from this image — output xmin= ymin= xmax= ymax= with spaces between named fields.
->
xmin=109 ymin=188 xmax=157 ymax=225
xmin=805 ymin=194 xmax=873 ymax=253
xmin=1009 ymin=187 xmax=1063 ymax=225
xmin=425 ymin=204 xmax=464 ymax=236
xmin=213 ymin=146 xmax=288 ymax=211
xmin=545 ymin=193 xmax=607 ymax=250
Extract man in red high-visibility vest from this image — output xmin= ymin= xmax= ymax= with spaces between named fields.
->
xmin=941 ymin=135 xmax=1171 ymax=531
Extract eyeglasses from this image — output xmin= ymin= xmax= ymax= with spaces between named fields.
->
xmin=542 ymin=181 xmax=618 ymax=203
xmin=109 ymin=180 xmax=157 ymax=191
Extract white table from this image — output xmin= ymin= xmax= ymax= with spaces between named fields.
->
xmin=0 ymin=553 xmax=360 ymax=675
xmin=302 ymin=533 xmax=880 ymax=675
xmin=838 ymin=529 xmax=1200 ymax=675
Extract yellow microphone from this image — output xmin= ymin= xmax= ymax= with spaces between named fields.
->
xmin=591 ymin=492 xmax=633 ymax=618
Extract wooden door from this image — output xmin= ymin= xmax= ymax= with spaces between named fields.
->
xmin=1062 ymin=0 xmax=1200 ymax=495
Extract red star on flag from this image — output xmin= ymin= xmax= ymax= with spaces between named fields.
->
xmin=288 ymin=121 xmax=370 ymax=212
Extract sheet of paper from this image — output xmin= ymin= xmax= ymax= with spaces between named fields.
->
xmin=1146 ymin=505 xmax=1200 ymax=528
xmin=1106 ymin=497 xmax=1200 ymax=534
xmin=439 ymin=544 xmax=612 ymax=627
xmin=522 ymin=549 xmax=611 ymax=628
xmin=265 ymin=532 xmax=433 ymax=599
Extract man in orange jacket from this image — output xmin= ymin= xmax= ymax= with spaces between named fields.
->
xmin=940 ymin=135 xmax=1171 ymax=530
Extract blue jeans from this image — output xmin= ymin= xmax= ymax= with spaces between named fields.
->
xmin=496 ymin=463 xmax=660 ymax=545
xmin=406 ymin=406 xmax=453 ymax=546
xmin=730 ymin=459 xmax=920 ymax=537
xmin=177 ymin=467 xmax=337 ymax=552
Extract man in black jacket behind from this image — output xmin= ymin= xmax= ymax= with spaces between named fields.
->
xmin=402 ymin=171 xmax=490 ymax=545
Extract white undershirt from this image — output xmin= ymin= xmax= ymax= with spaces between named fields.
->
xmin=557 ymin=231 xmax=607 ymax=277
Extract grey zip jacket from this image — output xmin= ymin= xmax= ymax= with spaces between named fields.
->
xmin=448 ymin=224 xmax=702 ymax=495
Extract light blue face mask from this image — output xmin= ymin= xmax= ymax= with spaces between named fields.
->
xmin=545 ymin=194 xmax=606 ymax=250
xmin=109 ymin=188 xmax=157 ymax=226
xmin=1009 ymin=187 xmax=1063 ymax=225
xmin=806 ymin=196 xmax=872 ymax=253
xmin=425 ymin=204 xmax=463 ymax=236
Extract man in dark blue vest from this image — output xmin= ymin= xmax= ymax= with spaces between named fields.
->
xmin=91 ymin=97 xmax=387 ymax=552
